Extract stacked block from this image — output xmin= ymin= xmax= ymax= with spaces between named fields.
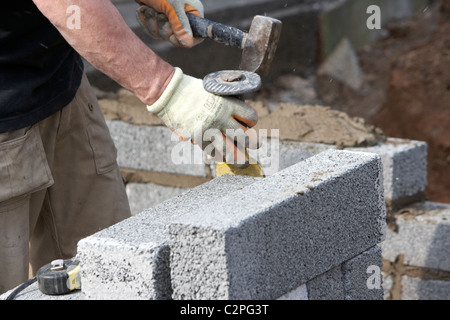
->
xmin=74 ymin=149 xmax=385 ymax=300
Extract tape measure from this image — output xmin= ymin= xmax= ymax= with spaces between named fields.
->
xmin=6 ymin=258 xmax=81 ymax=300
xmin=36 ymin=258 xmax=81 ymax=295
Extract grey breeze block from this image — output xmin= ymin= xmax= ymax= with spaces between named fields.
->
xmin=219 ymin=138 xmax=427 ymax=208
xmin=77 ymin=174 xmax=260 ymax=300
xmin=279 ymin=245 xmax=383 ymax=300
xmin=169 ymin=149 xmax=386 ymax=300
xmin=107 ymin=115 xmax=426 ymax=211
xmin=382 ymin=201 xmax=450 ymax=272
xmin=77 ymin=149 xmax=385 ymax=300
xmin=348 ymin=138 xmax=427 ymax=210
xmin=106 ymin=120 xmax=206 ymax=177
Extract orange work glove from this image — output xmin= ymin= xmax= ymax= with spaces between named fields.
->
xmin=135 ymin=0 xmax=204 ymax=48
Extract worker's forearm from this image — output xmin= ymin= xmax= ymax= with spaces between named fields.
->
xmin=32 ymin=0 xmax=174 ymax=105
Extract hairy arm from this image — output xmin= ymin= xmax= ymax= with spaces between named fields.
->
xmin=32 ymin=0 xmax=175 ymax=105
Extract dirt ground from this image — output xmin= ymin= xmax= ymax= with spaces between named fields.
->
xmin=314 ymin=1 xmax=450 ymax=204
xmin=371 ymin=2 xmax=450 ymax=204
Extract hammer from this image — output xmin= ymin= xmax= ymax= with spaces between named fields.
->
xmin=137 ymin=6 xmax=282 ymax=76
xmin=186 ymin=14 xmax=282 ymax=76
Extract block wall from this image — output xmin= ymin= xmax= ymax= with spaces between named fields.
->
xmin=76 ymin=150 xmax=386 ymax=300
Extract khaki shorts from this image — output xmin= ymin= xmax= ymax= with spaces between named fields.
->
xmin=0 ymin=74 xmax=131 ymax=294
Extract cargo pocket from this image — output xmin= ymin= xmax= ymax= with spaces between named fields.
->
xmin=76 ymin=74 xmax=118 ymax=175
xmin=0 ymin=125 xmax=54 ymax=205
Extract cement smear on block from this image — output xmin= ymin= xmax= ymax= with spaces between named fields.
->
xmin=250 ymin=102 xmax=386 ymax=148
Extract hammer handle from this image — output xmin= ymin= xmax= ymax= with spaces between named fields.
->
xmin=187 ymin=14 xmax=245 ymax=49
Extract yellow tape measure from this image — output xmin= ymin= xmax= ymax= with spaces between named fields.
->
xmin=36 ymin=258 xmax=81 ymax=295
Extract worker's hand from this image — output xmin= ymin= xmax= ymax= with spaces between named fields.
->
xmin=147 ymin=68 xmax=259 ymax=165
xmin=135 ymin=0 xmax=204 ymax=48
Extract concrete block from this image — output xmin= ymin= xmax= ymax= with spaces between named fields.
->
xmin=401 ymin=275 xmax=450 ymax=300
xmin=233 ymin=137 xmax=426 ymax=209
xmin=235 ymin=136 xmax=425 ymax=208
xmin=250 ymin=139 xmax=335 ymax=177
xmin=217 ymin=137 xmax=426 ymax=208
xmin=253 ymin=137 xmax=426 ymax=211
xmin=126 ymin=182 xmax=188 ymax=215
xmin=306 ymin=266 xmax=345 ymax=300
xmin=342 ymin=246 xmax=384 ymax=300
xmin=215 ymin=137 xmax=426 ymax=209
xmin=106 ymin=120 xmax=207 ymax=177
xmin=278 ymin=246 xmax=383 ymax=300
xmin=348 ymin=138 xmax=428 ymax=210
xmin=381 ymin=201 xmax=450 ymax=272
xmin=169 ymin=149 xmax=386 ymax=300
xmin=277 ymin=141 xmax=336 ymax=172
xmin=260 ymin=138 xmax=428 ymax=210
xmin=277 ymin=284 xmax=308 ymax=300
xmin=77 ymin=175 xmax=259 ymax=300
xmin=210 ymin=139 xmax=334 ymax=178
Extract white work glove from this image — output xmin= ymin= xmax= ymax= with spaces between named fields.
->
xmin=136 ymin=0 xmax=204 ymax=48
xmin=148 ymin=68 xmax=259 ymax=165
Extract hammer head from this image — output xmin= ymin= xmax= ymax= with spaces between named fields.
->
xmin=240 ymin=15 xmax=282 ymax=76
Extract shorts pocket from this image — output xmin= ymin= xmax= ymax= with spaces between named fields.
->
xmin=76 ymin=74 xmax=118 ymax=175
xmin=0 ymin=126 xmax=54 ymax=204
